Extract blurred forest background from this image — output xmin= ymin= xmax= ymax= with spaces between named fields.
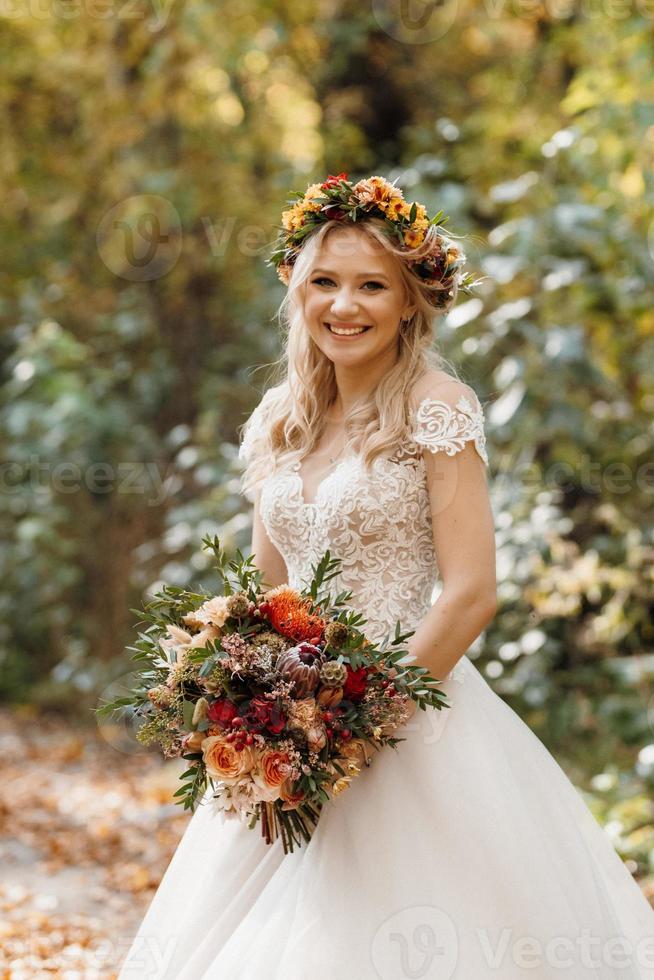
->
xmin=1 ymin=0 xmax=654 ymax=971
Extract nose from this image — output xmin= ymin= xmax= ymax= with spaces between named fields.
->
xmin=330 ymin=287 xmax=361 ymax=317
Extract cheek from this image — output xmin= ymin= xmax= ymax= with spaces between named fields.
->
xmin=304 ymin=292 xmax=324 ymax=316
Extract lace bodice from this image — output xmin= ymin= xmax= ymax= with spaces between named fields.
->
xmin=238 ymin=385 xmax=488 ymax=670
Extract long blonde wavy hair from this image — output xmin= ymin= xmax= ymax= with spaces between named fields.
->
xmin=240 ymin=217 xmax=465 ymax=502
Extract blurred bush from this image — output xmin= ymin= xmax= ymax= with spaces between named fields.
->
xmin=0 ymin=1 xmax=652 ymax=877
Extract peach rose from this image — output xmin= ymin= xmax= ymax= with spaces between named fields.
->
xmin=251 ymin=749 xmax=292 ymax=801
xmin=201 ymin=735 xmax=255 ymax=782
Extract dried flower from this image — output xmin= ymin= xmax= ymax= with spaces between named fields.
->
xmin=319 ymin=659 xmax=347 ymax=687
xmin=192 ymin=697 xmax=209 ymax=726
xmin=182 ymin=730 xmax=206 ymax=753
xmin=227 ymin=592 xmax=251 ymax=618
xmin=339 ymin=738 xmax=373 ymax=769
xmin=159 ymin=624 xmax=193 ymax=660
xmin=316 ymin=685 xmax=344 ymax=707
xmin=323 ymin=621 xmax=349 ymax=649
xmin=277 ymin=642 xmax=325 ymax=698
xmin=146 ymin=685 xmax=174 ymax=709
xmin=262 ymin=586 xmax=325 ymax=644
xmin=286 ymin=697 xmax=327 ymax=752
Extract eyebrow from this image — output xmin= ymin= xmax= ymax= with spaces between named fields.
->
xmin=311 ymin=268 xmax=391 ymax=282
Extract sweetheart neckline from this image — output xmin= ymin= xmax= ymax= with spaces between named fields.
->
xmin=290 ymin=455 xmax=357 ymax=509
xmin=287 ymin=450 xmax=425 ymax=509
xmin=274 ymin=390 xmax=487 ymax=508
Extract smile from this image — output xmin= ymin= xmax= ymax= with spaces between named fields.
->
xmin=324 ymin=322 xmax=372 ymax=337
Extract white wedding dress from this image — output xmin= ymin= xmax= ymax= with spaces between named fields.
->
xmin=118 ymin=384 xmax=654 ymax=980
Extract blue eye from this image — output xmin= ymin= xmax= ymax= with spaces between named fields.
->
xmin=311 ymin=277 xmax=385 ymax=290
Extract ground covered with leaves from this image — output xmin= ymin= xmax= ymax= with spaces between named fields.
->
xmin=0 ymin=707 xmax=190 ymax=978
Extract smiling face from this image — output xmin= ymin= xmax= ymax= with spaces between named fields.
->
xmin=302 ymin=225 xmax=415 ymax=365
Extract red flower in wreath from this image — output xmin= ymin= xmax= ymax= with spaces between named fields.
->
xmin=320 ymin=171 xmax=348 ymax=190
xmin=323 ymin=204 xmax=347 ymax=220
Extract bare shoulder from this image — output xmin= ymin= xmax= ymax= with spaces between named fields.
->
xmin=407 ymin=370 xmax=479 ymax=413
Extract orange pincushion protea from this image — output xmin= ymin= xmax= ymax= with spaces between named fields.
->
xmin=262 ymin=586 xmax=325 ymax=644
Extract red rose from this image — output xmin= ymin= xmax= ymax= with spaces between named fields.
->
xmin=206 ymin=698 xmax=239 ymax=729
xmin=343 ymin=665 xmax=370 ymax=701
xmin=245 ymin=696 xmax=287 ymax=735
xmin=320 ymin=172 xmax=348 ymax=190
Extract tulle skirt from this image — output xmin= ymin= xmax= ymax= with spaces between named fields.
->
xmin=117 ymin=656 xmax=654 ymax=979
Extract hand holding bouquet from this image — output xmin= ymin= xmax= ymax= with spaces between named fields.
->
xmin=96 ymin=536 xmax=450 ymax=854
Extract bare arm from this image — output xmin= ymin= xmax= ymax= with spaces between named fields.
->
xmin=406 ymin=381 xmax=497 ymax=681
xmin=251 ymin=489 xmax=288 ymax=590
xmin=408 ymin=437 xmax=497 ymax=679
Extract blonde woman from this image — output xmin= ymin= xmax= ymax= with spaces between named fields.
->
xmin=118 ymin=175 xmax=654 ymax=979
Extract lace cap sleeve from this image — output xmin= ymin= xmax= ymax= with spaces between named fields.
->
xmin=411 ymin=384 xmax=489 ymax=466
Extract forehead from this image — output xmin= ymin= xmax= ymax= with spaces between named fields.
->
xmin=312 ymin=227 xmax=398 ymax=276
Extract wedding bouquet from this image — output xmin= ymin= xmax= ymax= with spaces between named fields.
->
xmin=96 ymin=535 xmax=450 ymax=853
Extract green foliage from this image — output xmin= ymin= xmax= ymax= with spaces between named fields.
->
xmin=1 ymin=0 xmax=652 ymax=877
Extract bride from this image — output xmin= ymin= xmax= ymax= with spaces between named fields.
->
xmin=117 ymin=173 xmax=654 ymax=979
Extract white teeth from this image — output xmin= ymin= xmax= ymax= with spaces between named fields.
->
xmin=327 ymin=324 xmax=369 ymax=336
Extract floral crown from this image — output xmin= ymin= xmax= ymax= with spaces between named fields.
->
xmin=267 ymin=172 xmax=474 ymax=311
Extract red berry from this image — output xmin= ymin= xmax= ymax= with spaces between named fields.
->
xmin=231 ymin=717 xmax=243 ymax=727
xmin=245 ymin=734 xmax=254 ymax=745
xmin=323 ymin=710 xmax=333 ymax=722
xmin=325 ymin=726 xmax=333 ymax=737
xmin=341 ymin=729 xmax=352 ymax=739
